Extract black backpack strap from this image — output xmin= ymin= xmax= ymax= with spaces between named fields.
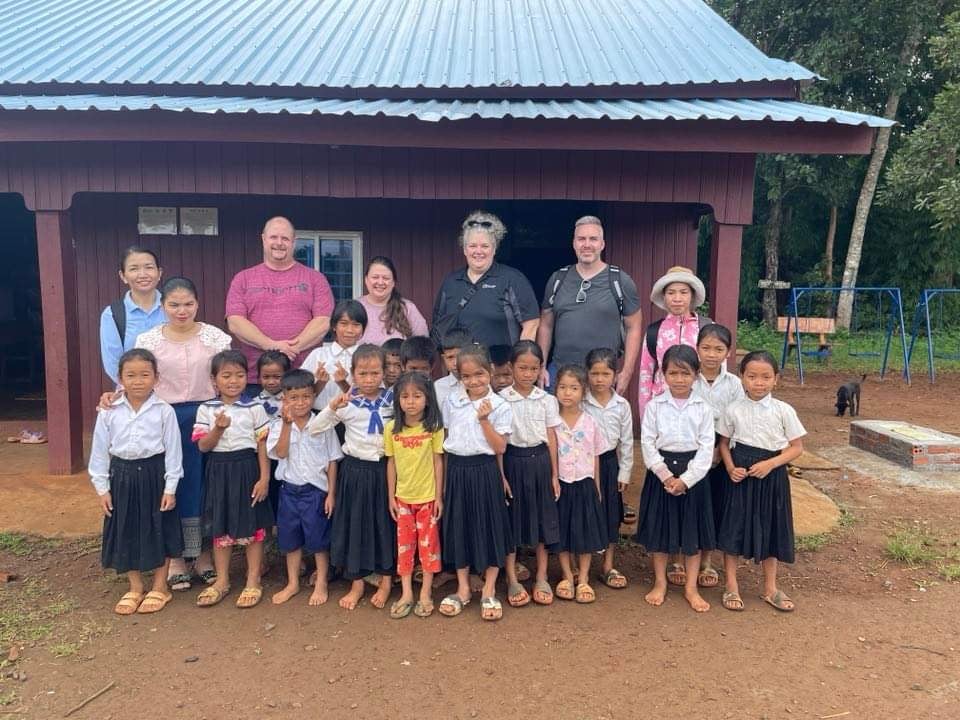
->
xmin=607 ymin=264 xmax=624 ymax=314
xmin=645 ymin=318 xmax=664 ymax=374
xmin=545 ymin=266 xmax=572 ymax=308
xmin=110 ymin=299 xmax=126 ymax=345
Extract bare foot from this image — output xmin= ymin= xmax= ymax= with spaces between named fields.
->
xmin=307 ymin=570 xmax=317 ymax=587
xmin=271 ymin=583 xmax=300 ymax=605
xmin=309 ymin=582 xmax=329 ymax=606
xmin=339 ymin=580 xmax=364 ymax=610
xmin=684 ymin=588 xmax=710 ymax=612
xmin=468 ymin=574 xmax=484 ymax=593
xmin=644 ymin=581 xmax=668 ymax=607
xmin=370 ymin=576 xmax=392 ymax=609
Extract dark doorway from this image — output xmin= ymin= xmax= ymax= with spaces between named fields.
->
xmin=0 ymin=194 xmax=43 ymax=421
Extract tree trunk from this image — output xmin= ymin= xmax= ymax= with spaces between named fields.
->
xmin=762 ymin=193 xmax=783 ymax=328
xmin=835 ymin=21 xmax=927 ymax=329
xmin=824 ymin=204 xmax=838 ymax=283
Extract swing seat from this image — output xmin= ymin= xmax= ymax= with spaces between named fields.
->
xmin=777 ymin=317 xmax=835 ymax=361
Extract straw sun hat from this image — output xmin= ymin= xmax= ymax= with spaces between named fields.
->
xmin=649 ymin=266 xmax=706 ymax=310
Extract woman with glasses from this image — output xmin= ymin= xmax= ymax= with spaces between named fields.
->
xmin=431 ymin=211 xmax=539 ymax=350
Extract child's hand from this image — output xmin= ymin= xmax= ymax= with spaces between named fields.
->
xmin=711 ymin=448 xmax=722 ymax=467
xmin=552 ymin=476 xmax=561 ymax=501
xmin=502 ymin=476 xmax=513 ymax=500
xmin=324 ymin=493 xmax=335 ymax=518
xmin=281 ymin=405 xmax=295 ymax=424
xmin=315 ymin=364 xmax=330 ymax=387
xmin=665 ymin=477 xmax=687 ymax=496
xmin=388 ymin=496 xmax=400 ymax=522
xmin=97 ymin=390 xmax=123 ymax=411
xmin=333 ymin=362 xmax=348 ymax=385
xmin=476 ymin=399 xmax=493 ymax=420
xmin=748 ymin=460 xmax=774 ymax=479
xmin=251 ymin=478 xmax=269 ymax=505
xmin=618 ymin=481 xmax=627 ymax=493
xmin=729 ymin=467 xmax=748 ymax=482
xmin=329 ymin=392 xmax=351 ymax=411
xmin=214 ymin=410 xmax=231 ymax=429
xmin=432 ymin=499 xmax=443 ymax=520
xmin=99 ymin=492 xmax=113 ymax=517
xmin=159 ymin=493 xmax=176 ymax=512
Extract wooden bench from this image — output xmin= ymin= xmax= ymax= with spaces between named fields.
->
xmin=777 ymin=316 xmax=835 ymax=359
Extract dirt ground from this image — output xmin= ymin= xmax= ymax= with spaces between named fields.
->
xmin=2 ymin=371 xmax=959 ymax=719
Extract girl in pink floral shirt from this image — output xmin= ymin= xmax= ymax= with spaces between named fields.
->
xmin=553 ymin=364 xmax=607 ymax=605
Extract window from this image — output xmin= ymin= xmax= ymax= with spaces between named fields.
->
xmin=294 ymin=231 xmax=363 ymax=302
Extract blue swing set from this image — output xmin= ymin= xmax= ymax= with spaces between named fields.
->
xmin=907 ymin=288 xmax=960 ymax=383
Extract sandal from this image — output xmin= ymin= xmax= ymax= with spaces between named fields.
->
xmin=196 ymin=585 xmax=230 ymax=607
xmin=19 ymin=430 xmax=47 ymax=445
xmin=575 ymin=583 xmax=596 ymax=604
xmin=532 ymin=579 xmax=554 ymax=605
xmin=389 ymin=600 xmax=414 ymax=619
xmin=168 ymin=573 xmax=192 ymax=592
xmin=601 ymin=568 xmax=628 ymax=589
xmin=555 ymin=579 xmax=575 ymax=601
xmin=438 ymin=594 xmax=470 ymax=617
xmin=623 ymin=504 xmax=638 ymax=523
xmin=515 ymin=562 xmax=531 ymax=583
xmin=761 ymin=590 xmax=795 ymax=612
xmin=722 ymin=591 xmax=744 ymax=612
xmin=136 ymin=590 xmax=172 ymax=614
xmin=236 ymin=586 xmax=263 ymax=609
xmin=507 ymin=582 xmax=530 ymax=608
xmin=413 ymin=600 xmax=434 ymax=618
xmin=114 ymin=591 xmax=144 ymax=615
xmin=698 ymin=567 xmax=720 ymax=588
xmin=480 ymin=596 xmax=503 ymax=621
xmin=666 ymin=563 xmax=686 ymax=587
xmin=195 ymin=569 xmax=217 ymax=586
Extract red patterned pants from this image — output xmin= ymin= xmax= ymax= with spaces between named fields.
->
xmin=396 ymin=500 xmax=441 ymax=576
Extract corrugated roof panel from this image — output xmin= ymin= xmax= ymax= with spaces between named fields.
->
xmin=0 ymin=0 xmax=817 ymax=90
xmin=0 ymin=93 xmax=895 ymax=126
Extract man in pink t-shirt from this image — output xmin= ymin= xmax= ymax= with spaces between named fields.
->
xmin=226 ymin=216 xmax=335 ymax=382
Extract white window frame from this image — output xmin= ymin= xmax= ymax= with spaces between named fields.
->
xmin=295 ymin=230 xmax=363 ymax=297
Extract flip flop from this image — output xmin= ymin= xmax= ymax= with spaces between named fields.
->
xmin=438 ymin=594 xmax=470 ymax=617
xmin=480 ymin=596 xmax=503 ymax=621
xmin=555 ymin=579 xmax=575 ymax=601
xmin=575 ymin=583 xmax=596 ymax=604
xmin=136 ymin=590 xmax=172 ymax=614
xmin=666 ymin=563 xmax=686 ymax=587
xmin=515 ymin=562 xmax=531 ymax=583
xmin=196 ymin=585 xmax=230 ymax=607
xmin=114 ymin=591 xmax=144 ymax=615
xmin=236 ymin=586 xmax=263 ymax=609
xmin=697 ymin=568 xmax=720 ymax=588
xmin=722 ymin=590 xmax=744 ymax=611
xmin=532 ymin=579 xmax=554 ymax=605
xmin=507 ymin=582 xmax=530 ymax=608
xmin=761 ymin=590 xmax=795 ymax=612
xmin=413 ymin=600 xmax=434 ymax=618
xmin=195 ymin=569 xmax=217 ymax=586
xmin=168 ymin=573 xmax=192 ymax=592
xmin=19 ymin=430 xmax=47 ymax=445
xmin=389 ymin=600 xmax=414 ymax=619
xmin=623 ymin=504 xmax=638 ymax=523
xmin=601 ymin=568 xmax=628 ymax=589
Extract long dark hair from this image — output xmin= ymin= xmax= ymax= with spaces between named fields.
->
xmin=365 ymin=256 xmax=412 ymax=338
xmin=392 ymin=371 xmax=442 ymax=432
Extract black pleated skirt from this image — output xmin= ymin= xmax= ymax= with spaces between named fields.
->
xmin=717 ymin=444 xmax=795 ymax=563
xmin=330 ymin=456 xmax=396 ymax=579
xmin=635 ymin=450 xmax=716 ymax=555
xmin=442 ymin=454 xmax=512 ymax=573
xmin=504 ymin=443 xmax=560 ymax=547
xmin=101 ymin=454 xmax=184 ymax=573
xmin=202 ymin=449 xmax=275 ymax=541
xmin=707 ymin=462 xmax=731 ymax=533
xmin=556 ymin=477 xmax=606 ymax=554
xmin=598 ymin=448 xmax=624 ymax=544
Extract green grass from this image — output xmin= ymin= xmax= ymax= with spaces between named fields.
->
xmin=0 ymin=579 xmax=75 ymax=645
xmin=0 ymin=532 xmax=61 ymax=557
xmin=0 ymin=690 xmax=18 ymax=707
xmin=938 ymin=562 xmax=960 ymax=582
xmin=795 ymin=533 xmax=831 ymax=552
xmin=884 ymin=528 xmax=938 ymax=565
xmin=49 ymin=642 xmax=79 ymax=658
xmin=837 ymin=506 xmax=856 ymax=528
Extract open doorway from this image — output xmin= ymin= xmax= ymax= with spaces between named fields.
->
xmin=0 ymin=194 xmax=43 ymax=422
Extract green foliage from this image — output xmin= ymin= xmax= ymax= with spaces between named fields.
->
xmin=795 ymin=533 xmax=830 ymax=552
xmin=884 ymin=528 xmax=937 ymax=565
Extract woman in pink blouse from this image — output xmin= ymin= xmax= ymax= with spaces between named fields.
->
xmin=136 ymin=277 xmax=232 ymax=590
xmin=358 ymin=256 xmax=428 ymax=344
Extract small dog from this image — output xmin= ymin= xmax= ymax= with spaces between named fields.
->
xmin=836 ymin=374 xmax=867 ymax=417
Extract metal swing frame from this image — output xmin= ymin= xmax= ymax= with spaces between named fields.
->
xmin=780 ymin=286 xmax=910 ymax=385
xmin=907 ymin=288 xmax=960 ymax=383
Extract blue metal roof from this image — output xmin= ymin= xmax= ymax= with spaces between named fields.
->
xmin=0 ymin=0 xmax=816 ymax=90
xmin=0 ymin=94 xmax=894 ymax=126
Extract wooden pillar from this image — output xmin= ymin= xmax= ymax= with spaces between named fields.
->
xmin=709 ymin=220 xmax=745 ymax=367
xmin=35 ymin=209 xmax=84 ymax=474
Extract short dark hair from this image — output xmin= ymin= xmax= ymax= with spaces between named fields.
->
xmin=584 ymin=347 xmax=617 ymax=373
xmin=392 ymin=371 xmax=442 ymax=432
xmin=331 ymin=299 xmax=368 ymax=332
xmin=211 ymin=349 xmax=248 ymax=376
xmin=441 ymin=327 xmax=473 ymax=351
xmin=662 ymin=344 xmax=700 ymax=374
xmin=488 ymin=344 xmax=511 ymax=367
xmin=118 ymin=348 xmax=158 ymax=376
xmin=351 ymin=343 xmax=385 ymax=371
xmin=119 ymin=246 xmax=160 ymax=272
xmin=257 ymin=350 xmax=291 ymax=374
xmin=160 ymin=276 xmax=197 ymax=302
xmin=382 ymin=338 xmax=403 ymax=357
xmin=400 ymin=335 xmax=437 ymax=367
xmin=740 ymin=350 xmax=779 ymax=375
xmin=281 ymin=369 xmax=317 ymax=393
xmin=697 ymin=323 xmax=733 ymax=349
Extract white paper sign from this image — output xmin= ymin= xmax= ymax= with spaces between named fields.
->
xmin=180 ymin=207 xmax=219 ymax=236
xmin=137 ymin=206 xmax=177 ymax=235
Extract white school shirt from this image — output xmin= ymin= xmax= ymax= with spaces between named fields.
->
xmin=499 ymin=385 xmax=561 ymax=447
xmin=193 ymin=399 xmax=270 ymax=452
xmin=640 ymin=391 xmax=714 ymax=489
xmin=257 ymin=389 xmax=283 ymax=420
xmin=307 ymin=388 xmax=394 ymax=462
xmin=693 ymin=365 xmax=745 ymax=430
xmin=300 ymin=342 xmax=358 ymax=409
xmin=441 ymin=387 xmax=512 ymax=456
xmin=717 ymin=394 xmax=806 ymax=451
xmin=584 ymin=390 xmax=635 ymax=485
xmin=266 ymin=416 xmax=343 ymax=491
xmin=434 ymin=373 xmax=461 ymax=410
xmin=88 ymin=393 xmax=183 ymax=496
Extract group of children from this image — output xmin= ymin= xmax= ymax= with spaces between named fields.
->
xmin=91 ymin=281 xmax=805 ymax=620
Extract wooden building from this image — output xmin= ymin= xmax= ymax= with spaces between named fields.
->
xmin=0 ymin=0 xmax=889 ymax=473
